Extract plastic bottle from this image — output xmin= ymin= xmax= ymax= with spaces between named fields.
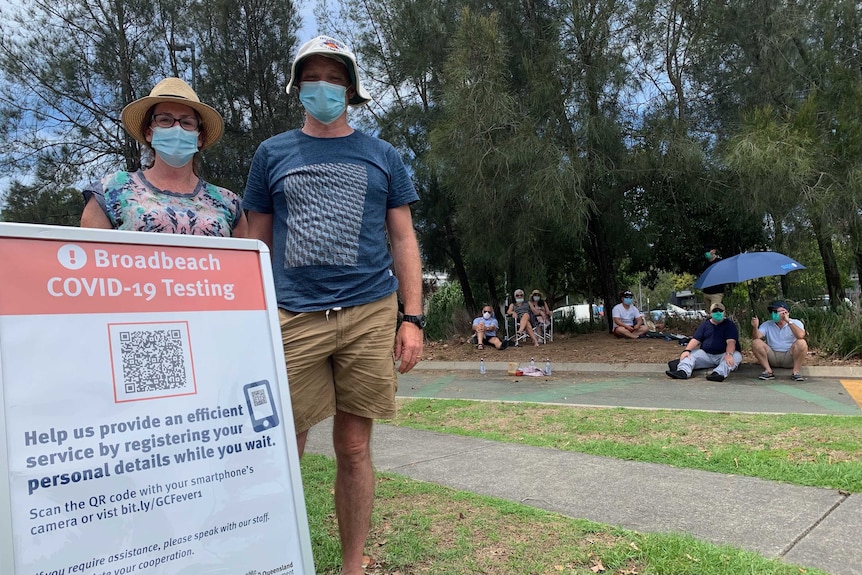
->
xmin=479 ymin=358 xmax=486 ymax=374
xmin=530 ymin=357 xmax=535 ymax=368
xmin=545 ymin=358 xmax=551 ymax=375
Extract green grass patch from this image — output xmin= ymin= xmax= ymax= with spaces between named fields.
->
xmin=302 ymin=454 xmax=831 ymax=575
xmin=387 ymin=399 xmax=862 ymax=491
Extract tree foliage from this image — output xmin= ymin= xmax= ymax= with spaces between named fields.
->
xmin=2 ymin=0 xmax=861 ymax=315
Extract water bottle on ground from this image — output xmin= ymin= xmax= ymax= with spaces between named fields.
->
xmin=530 ymin=357 xmax=535 ymax=368
xmin=545 ymin=358 xmax=551 ymax=375
xmin=480 ymin=358 xmax=486 ymax=374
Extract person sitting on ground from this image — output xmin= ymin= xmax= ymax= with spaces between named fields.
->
xmin=611 ymin=290 xmax=649 ymax=339
xmin=666 ymin=302 xmax=743 ymax=382
xmin=472 ymin=305 xmax=507 ymax=350
xmin=507 ymin=289 xmax=540 ymax=346
xmin=750 ymin=300 xmax=808 ymax=381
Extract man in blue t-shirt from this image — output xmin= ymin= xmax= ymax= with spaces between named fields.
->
xmin=243 ymin=35 xmax=423 ymax=575
xmin=666 ymin=302 xmax=742 ymax=382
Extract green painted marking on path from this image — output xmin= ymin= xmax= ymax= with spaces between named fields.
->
xmin=406 ymin=375 xmax=457 ymax=397
xmin=767 ymin=384 xmax=861 ymax=415
xmin=497 ymin=380 xmax=635 ymax=402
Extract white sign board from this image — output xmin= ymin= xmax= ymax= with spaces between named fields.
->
xmin=0 ymin=222 xmax=314 ymax=575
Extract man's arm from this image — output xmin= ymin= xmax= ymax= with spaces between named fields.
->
xmin=246 ymin=211 xmax=274 ymax=252
xmin=750 ymin=316 xmax=762 ymax=340
xmin=680 ymin=337 xmax=702 ymax=359
xmin=386 ymin=204 xmax=423 ymax=373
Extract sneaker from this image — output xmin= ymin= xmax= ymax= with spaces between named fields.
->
xmin=706 ymin=371 xmax=726 ymax=382
xmin=667 ymin=359 xmax=680 ymax=371
xmin=791 ymin=372 xmax=805 ymax=381
xmin=758 ymin=371 xmax=775 ymax=380
xmin=665 ymin=369 xmax=689 ymax=380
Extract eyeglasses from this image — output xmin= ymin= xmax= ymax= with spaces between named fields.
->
xmin=483 ymin=309 xmax=493 ymax=313
xmin=151 ymin=113 xmax=199 ymax=131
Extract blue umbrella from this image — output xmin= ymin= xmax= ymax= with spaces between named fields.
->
xmin=694 ymin=252 xmax=806 ymax=289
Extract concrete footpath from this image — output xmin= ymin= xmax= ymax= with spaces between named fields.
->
xmin=305 ymin=362 xmax=862 ymax=575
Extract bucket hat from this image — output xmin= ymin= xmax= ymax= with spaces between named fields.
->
xmin=286 ymin=35 xmax=371 ymax=106
xmin=121 ymin=78 xmax=224 ymax=150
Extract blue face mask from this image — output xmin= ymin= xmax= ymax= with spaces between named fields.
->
xmin=151 ymin=126 xmax=199 ymax=168
xmin=771 ymin=312 xmax=781 ymax=322
xmin=623 ymin=297 xmax=633 ymax=305
xmin=711 ymin=312 xmax=725 ymax=322
xmin=299 ymin=81 xmax=347 ymax=124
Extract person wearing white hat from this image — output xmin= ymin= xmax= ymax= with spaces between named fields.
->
xmin=242 ymin=35 xmax=423 ymax=575
xmin=80 ymin=77 xmax=247 ymax=237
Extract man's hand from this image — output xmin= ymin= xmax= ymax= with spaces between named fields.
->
xmin=724 ymin=352 xmax=736 ymax=368
xmin=751 ymin=317 xmax=760 ymax=329
xmin=394 ymin=322 xmax=423 ymax=374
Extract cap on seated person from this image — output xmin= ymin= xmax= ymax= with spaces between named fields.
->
xmin=622 ymin=290 xmax=634 ymax=298
xmin=768 ymin=301 xmax=789 ymax=312
xmin=709 ymin=302 xmax=725 ymax=312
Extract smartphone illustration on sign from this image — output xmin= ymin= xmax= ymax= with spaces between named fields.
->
xmin=243 ymin=379 xmax=280 ymax=432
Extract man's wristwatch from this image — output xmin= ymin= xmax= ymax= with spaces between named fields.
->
xmin=402 ymin=314 xmax=427 ymax=329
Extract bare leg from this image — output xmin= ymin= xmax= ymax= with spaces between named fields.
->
xmin=296 ymin=430 xmax=309 ymax=458
xmin=333 ymin=410 xmax=374 ymax=575
xmin=750 ymin=339 xmax=772 ymax=372
xmin=790 ymin=338 xmax=809 ymax=373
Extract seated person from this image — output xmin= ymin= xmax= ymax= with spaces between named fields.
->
xmin=665 ymin=302 xmax=743 ymax=381
xmin=750 ymin=300 xmax=808 ymax=381
xmin=472 ymin=305 xmax=506 ymax=350
xmin=529 ymin=289 xmax=552 ymax=328
xmin=506 ymin=289 xmax=540 ymax=346
xmin=611 ymin=290 xmax=648 ymax=339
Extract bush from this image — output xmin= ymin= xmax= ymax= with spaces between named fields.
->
xmin=552 ymin=314 xmax=607 ymax=335
xmin=425 ymin=282 xmax=468 ymax=341
xmin=793 ymin=306 xmax=862 ymax=359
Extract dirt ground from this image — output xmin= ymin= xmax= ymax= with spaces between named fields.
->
xmin=420 ymin=329 xmax=862 ymax=368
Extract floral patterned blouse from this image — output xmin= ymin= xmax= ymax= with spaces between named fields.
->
xmin=82 ymin=170 xmax=242 ymax=236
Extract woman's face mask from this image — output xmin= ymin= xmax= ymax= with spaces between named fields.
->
xmin=299 ymin=81 xmax=347 ymax=124
xmin=150 ymin=126 xmax=199 ymax=167
xmin=515 ymin=297 xmax=524 ymax=303
xmin=482 ymin=312 xmax=492 ymax=320
xmin=532 ymin=295 xmax=540 ymax=302
xmin=711 ymin=312 xmax=725 ymax=322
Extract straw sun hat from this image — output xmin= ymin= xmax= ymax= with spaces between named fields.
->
xmin=121 ymin=78 xmax=224 ymax=150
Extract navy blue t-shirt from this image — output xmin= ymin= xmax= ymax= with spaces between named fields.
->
xmin=243 ymin=129 xmax=419 ymax=312
xmin=692 ymin=319 xmax=740 ymax=355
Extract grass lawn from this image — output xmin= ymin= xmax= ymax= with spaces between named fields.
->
xmin=302 ymin=399 xmax=860 ymax=574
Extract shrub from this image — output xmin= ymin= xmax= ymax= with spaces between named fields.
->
xmin=425 ymin=282 xmax=467 ymax=341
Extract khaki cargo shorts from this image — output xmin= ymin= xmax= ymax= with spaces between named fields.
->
xmin=767 ymin=348 xmax=794 ymax=369
xmin=278 ymin=292 xmax=399 ymax=434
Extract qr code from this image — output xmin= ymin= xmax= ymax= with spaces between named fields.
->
xmin=109 ymin=322 xmax=196 ymax=402
xmin=250 ymin=388 xmax=268 ymax=406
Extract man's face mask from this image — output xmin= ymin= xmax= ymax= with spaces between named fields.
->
xmin=705 ymin=251 xmax=714 ymax=260
xmin=771 ymin=311 xmax=781 ymax=322
xmin=711 ymin=312 xmax=725 ymax=322
xmin=299 ymin=81 xmax=347 ymax=124
xmin=623 ymin=297 xmax=633 ymax=305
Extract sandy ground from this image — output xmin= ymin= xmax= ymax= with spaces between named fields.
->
xmin=420 ymin=329 xmax=861 ymax=368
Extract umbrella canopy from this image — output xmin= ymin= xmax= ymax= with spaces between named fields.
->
xmin=694 ymin=252 xmax=806 ymax=289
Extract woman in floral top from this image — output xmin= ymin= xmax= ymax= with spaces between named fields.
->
xmin=80 ymin=78 xmax=247 ymax=237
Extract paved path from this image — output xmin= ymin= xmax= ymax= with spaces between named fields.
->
xmin=306 ymin=363 xmax=862 ymax=575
